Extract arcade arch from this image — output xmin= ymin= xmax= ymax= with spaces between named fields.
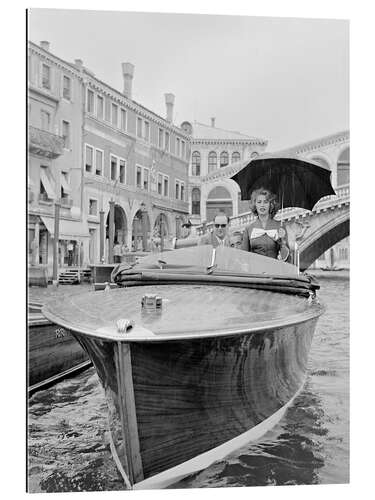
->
xmin=132 ymin=208 xmax=151 ymax=251
xmin=206 ymin=185 xmax=233 ymax=221
xmin=106 ymin=204 xmax=128 ymax=244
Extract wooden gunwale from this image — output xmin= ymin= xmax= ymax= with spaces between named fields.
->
xmin=28 ymin=314 xmax=51 ymax=326
xmin=28 ymin=360 xmax=92 ymax=395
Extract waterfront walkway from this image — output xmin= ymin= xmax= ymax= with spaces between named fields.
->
xmin=28 ymin=283 xmax=94 ymax=305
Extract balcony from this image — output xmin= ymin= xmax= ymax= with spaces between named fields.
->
xmin=29 ymin=126 xmax=64 ymax=159
xmin=38 ymin=192 xmax=54 ymax=204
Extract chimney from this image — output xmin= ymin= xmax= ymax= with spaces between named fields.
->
xmin=40 ymin=41 xmax=50 ymax=52
xmin=74 ymin=59 xmax=83 ymax=70
xmin=122 ymin=62 xmax=134 ymax=99
xmin=211 ymin=117 xmax=216 ymax=128
xmin=165 ymin=93 xmax=175 ymax=123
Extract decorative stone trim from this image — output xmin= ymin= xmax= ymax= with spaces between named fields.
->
xmin=192 ymin=139 xmax=267 ymax=146
xmin=29 ymin=42 xmax=83 ymax=80
xmin=277 ymin=131 xmax=349 ymax=156
xmin=85 ymin=76 xmax=190 ymax=141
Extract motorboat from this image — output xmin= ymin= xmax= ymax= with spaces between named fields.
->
xmin=28 ymin=302 xmax=90 ymax=395
xmin=42 ymin=244 xmax=324 ymax=489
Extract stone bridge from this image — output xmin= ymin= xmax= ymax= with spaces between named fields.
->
xmin=198 ymin=184 xmax=350 ymax=271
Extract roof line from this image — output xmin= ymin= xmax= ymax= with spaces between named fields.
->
xmin=193 ymin=120 xmax=261 ymax=140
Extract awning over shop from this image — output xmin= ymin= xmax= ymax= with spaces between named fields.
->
xmin=40 ymin=216 xmax=89 ymax=240
xmin=40 ymin=167 xmax=56 ymax=200
xmin=60 ymin=173 xmax=72 ymax=194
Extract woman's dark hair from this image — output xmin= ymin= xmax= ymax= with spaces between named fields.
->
xmin=249 ymin=188 xmax=279 ymax=218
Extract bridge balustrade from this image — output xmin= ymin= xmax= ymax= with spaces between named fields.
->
xmin=194 ymin=183 xmax=349 ymax=235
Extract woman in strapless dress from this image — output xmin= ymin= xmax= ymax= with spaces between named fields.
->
xmin=241 ymin=188 xmax=289 ymax=260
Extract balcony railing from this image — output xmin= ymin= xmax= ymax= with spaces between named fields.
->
xmin=28 ymin=126 xmax=64 ymax=159
xmin=38 ymin=192 xmax=54 ymax=203
xmin=58 ymin=197 xmax=73 ymax=208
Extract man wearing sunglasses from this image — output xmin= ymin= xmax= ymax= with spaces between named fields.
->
xmin=199 ymin=213 xmax=231 ymax=248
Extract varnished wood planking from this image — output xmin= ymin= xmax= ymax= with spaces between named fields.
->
xmin=130 ymin=321 xmax=317 ymax=478
xmin=73 ymin=319 xmax=317 ymax=480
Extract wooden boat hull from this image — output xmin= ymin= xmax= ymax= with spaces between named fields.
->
xmin=42 ymin=246 xmax=324 ymax=488
xmin=70 ymin=315 xmax=318 ymax=488
xmin=28 ymin=314 xmax=90 ymax=392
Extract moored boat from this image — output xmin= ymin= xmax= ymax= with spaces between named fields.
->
xmin=28 ymin=306 xmax=91 ymax=395
xmin=43 ymin=245 xmax=324 ymax=489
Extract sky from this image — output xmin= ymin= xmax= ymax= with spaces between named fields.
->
xmin=28 ymin=9 xmax=349 ymax=151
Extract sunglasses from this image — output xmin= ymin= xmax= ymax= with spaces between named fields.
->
xmin=215 ymin=224 xmax=227 ymax=228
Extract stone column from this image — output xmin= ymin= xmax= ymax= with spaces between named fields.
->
xmin=32 ymin=221 xmax=40 ymax=266
xmin=52 ymin=202 xmax=61 ymax=284
xmin=108 ymin=200 xmax=115 ymax=263
xmin=99 ymin=210 xmax=105 ymax=263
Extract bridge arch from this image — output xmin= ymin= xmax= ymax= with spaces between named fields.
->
xmin=299 ymin=208 xmax=349 ymax=270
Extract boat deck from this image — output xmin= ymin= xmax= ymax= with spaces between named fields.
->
xmin=43 ymin=284 xmax=322 ymax=342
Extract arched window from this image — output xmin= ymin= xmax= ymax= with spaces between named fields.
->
xmin=250 ymin=151 xmax=259 ymax=159
xmin=192 ymin=151 xmax=201 ymax=176
xmin=206 ymin=185 xmax=232 ymax=221
xmin=231 ymin=152 xmax=240 ymax=163
xmin=337 ymin=147 xmax=350 ymax=186
xmin=208 ymin=151 xmax=217 ymax=173
xmin=192 ymin=188 xmax=201 ymax=215
xmin=220 ymin=151 xmax=229 ymax=168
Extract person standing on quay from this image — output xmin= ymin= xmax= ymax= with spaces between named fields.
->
xmin=181 ymin=219 xmax=192 ymax=239
xmin=67 ymin=241 xmax=74 ymax=266
xmin=113 ymin=240 xmax=122 ymax=264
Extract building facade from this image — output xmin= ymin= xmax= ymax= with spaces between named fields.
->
xmin=82 ymin=65 xmax=190 ymax=263
xmin=28 ymin=41 xmax=191 ymax=273
xmin=28 ymin=41 xmax=88 ymax=271
xmin=181 ymin=119 xmax=267 ymax=226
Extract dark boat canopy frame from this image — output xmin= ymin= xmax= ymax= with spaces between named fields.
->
xmin=112 ymin=245 xmax=319 ymax=297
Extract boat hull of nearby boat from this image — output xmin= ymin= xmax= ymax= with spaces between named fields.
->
xmin=28 ymin=313 xmax=90 ymax=393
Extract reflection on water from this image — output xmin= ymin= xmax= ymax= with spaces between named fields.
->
xmin=28 ymin=277 xmax=349 ymax=492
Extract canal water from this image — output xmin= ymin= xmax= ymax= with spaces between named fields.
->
xmin=27 ymin=276 xmax=349 ymax=492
